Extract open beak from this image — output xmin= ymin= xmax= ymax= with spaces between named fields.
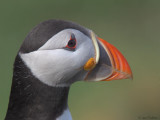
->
xmin=84 ymin=31 xmax=133 ymax=81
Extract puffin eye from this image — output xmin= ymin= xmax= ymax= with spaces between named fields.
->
xmin=68 ymin=39 xmax=76 ymax=48
xmin=66 ymin=34 xmax=77 ymax=49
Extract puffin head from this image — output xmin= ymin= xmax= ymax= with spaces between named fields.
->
xmin=19 ymin=19 xmax=132 ymax=87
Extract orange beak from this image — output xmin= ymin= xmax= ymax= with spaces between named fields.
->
xmin=98 ymin=37 xmax=133 ymax=81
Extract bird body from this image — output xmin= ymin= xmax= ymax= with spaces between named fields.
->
xmin=5 ymin=20 xmax=132 ymax=120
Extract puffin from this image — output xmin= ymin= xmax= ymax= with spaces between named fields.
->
xmin=5 ymin=19 xmax=132 ymax=120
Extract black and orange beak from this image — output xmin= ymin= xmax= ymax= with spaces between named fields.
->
xmin=98 ymin=37 xmax=133 ymax=81
xmin=84 ymin=32 xmax=132 ymax=81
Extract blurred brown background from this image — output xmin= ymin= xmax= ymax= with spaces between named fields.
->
xmin=0 ymin=0 xmax=160 ymax=120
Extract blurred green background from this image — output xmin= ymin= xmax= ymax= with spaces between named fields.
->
xmin=0 ymin=0 xmax=160 ymax=120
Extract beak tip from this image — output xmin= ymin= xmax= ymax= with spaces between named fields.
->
xmin=124 ymin=70 xmax=133 ymax=80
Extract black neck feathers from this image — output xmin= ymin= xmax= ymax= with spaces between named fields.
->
xmin=5 ymin=55 xmax=70 ymax=120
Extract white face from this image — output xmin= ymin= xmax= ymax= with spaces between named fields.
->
xmin=20 ymin=29 xmax=96 ymax=87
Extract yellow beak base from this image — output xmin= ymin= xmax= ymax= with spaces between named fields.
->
xmin=83 ymin=58 xmax=96 ymax=71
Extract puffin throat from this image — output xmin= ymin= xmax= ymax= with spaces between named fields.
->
xmin=5 ymin=55 xmax=70 ymax=120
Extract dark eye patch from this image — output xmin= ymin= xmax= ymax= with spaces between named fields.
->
xmin=66 ymin=33 xmax=77 ymax=49
xmin=68 ymin=39 xmax=76 ymax=48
